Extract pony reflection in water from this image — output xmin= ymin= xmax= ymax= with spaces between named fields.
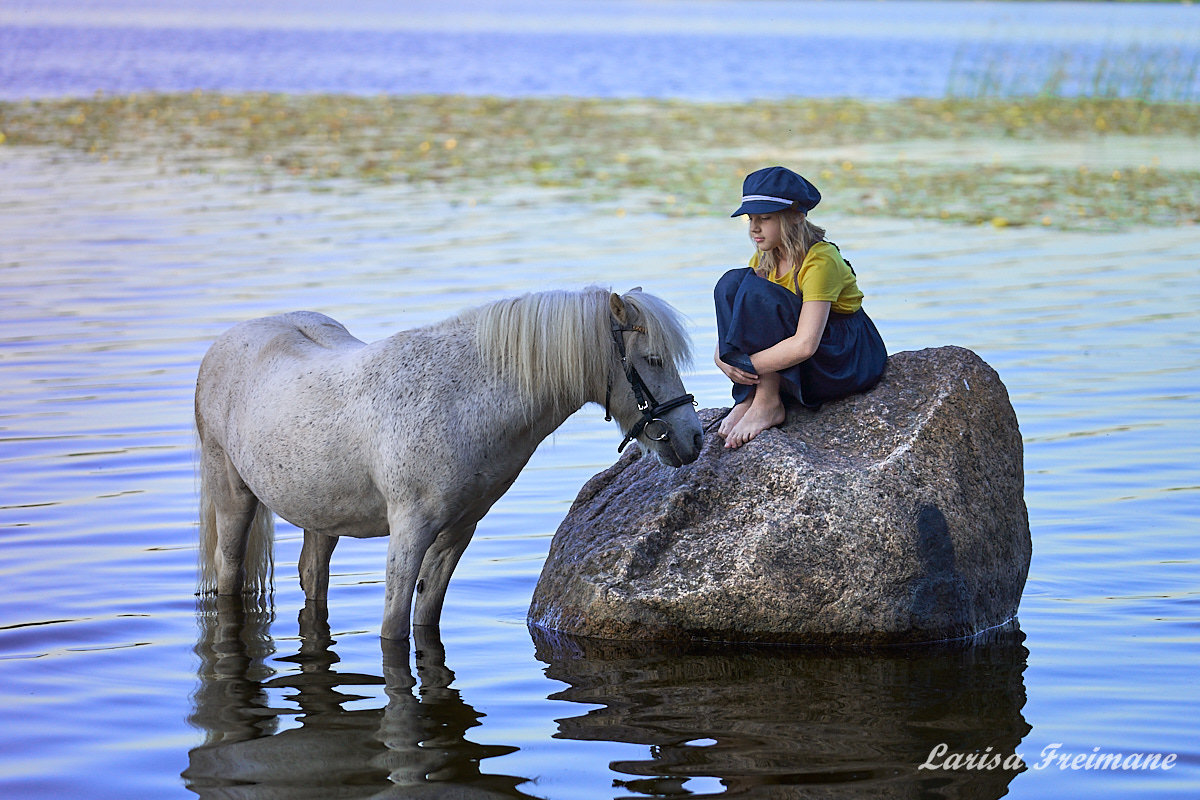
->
xmin=184 ymin=597 xmax=539 ymax=797
xmin=195 ymin=287 xmax=701 ymax=640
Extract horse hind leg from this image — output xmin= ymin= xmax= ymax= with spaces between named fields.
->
xmin=413 ymin=523 xmax=477 ymax=629
xmin=197 ymin=438 xmax=274 ymax=596
xmin=299 ymin=530 xmax=338 ymax=603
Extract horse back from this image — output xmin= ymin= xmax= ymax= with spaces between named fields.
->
xmin=196 ymin=312 xmax=365 ymax=435
xmin=215 ymin=310 xmax=362 ymax=362
xmin=255 ymin=311 xmax=365 ymax=354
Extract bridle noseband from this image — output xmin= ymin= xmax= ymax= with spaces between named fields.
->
xmin=604 ymin=320 xmax=695 ymax=453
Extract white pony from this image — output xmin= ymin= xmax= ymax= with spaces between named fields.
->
xmin=195 ymin=287 xmax=702 ymax=640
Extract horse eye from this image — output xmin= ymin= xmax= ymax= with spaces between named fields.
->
xmin=646 ymin=354 xmax=664 ymax=368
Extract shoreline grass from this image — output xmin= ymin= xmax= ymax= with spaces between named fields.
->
xmin=2 ymin=92 xmax=1198 ymax=230
xmin=947 ymin=41 xmax=1200 ymax=103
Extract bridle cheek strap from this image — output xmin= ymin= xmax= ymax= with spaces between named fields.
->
xmin=604 ymin=322 xmax=695 ymax=453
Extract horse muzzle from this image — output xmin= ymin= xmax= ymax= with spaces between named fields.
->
xmin=637 ymin=406 xmax=703 ymax=468
xmin=663 ymin=427 xmax=704 ymax=467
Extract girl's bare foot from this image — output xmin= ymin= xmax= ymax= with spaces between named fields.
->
xmin=725 ymin=373 xmax=785 ymax=448
xmin=724 ymin=400 xmax=785 ymax=448
xmin=718 ymin=398 xmax=753 ymax=439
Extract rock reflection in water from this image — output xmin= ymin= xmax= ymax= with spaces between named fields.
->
xmin=183 ymin=598 xmax=537 ymax=799
xmin=533 ymin=626 xmax=1030 ymax=798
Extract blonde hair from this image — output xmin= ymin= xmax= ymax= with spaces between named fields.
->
xmin=754 ymin=211 xmax=827 ymax=286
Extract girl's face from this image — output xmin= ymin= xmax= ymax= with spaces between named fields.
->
xmin=748 ymin=214 xmax=782 ymax=252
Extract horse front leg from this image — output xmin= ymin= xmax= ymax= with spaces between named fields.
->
xmin=413 ymin=523 xmax=477 ymax=629
xmin=381 ymin=511 xmax=439 ymax=641
xmin=299 ymin=530 xmax=338 ymax=603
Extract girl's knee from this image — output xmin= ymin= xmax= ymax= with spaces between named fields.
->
xmin=714 ymin=268 xmax=748 ymax=302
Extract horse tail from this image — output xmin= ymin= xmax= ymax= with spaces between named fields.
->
xmin=243 ymin=504 xmax=277 ymax=595
xmin=195 ymin=430 xmax=275 ymax=596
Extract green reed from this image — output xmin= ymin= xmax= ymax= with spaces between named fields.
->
xmin=948 ymin=41 xmax=1200 ymax=102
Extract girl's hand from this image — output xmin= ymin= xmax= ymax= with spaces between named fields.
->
xmin=714 ymin=351 xmax=760 ymax=385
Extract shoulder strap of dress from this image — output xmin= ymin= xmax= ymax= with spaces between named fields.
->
xmin=824 ymin=240 xmax=855 ymax=275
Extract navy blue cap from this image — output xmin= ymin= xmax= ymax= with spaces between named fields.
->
xmin=730 ymin=166 xmax=821 ymax=217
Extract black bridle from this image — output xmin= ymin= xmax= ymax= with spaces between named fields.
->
xmin=604 ymin=320 xmax=695 ymax=453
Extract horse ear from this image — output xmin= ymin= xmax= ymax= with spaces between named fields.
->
xmin=609 ymin=292 xmax=628 ymax=324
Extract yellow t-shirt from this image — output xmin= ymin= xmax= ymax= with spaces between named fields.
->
xmin=750 ymin=241 xmax=863 ymax=314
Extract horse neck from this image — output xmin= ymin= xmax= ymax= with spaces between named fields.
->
xmin=470 ymin=296 xmax=611 ymax=430
xmin=505 ymin=331 xmax=608 ymax=429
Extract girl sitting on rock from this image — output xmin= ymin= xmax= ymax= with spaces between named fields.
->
xmin=714 ymin=166 xmax=887 ymax=448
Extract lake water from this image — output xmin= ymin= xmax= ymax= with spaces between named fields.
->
xmin=2 ymin=1 xmax=1200 ymax=799
xmin=3 ymin=143 xmax=1199 ymax=799
xmin=2 ymin=0 xmax=1199 ymax=101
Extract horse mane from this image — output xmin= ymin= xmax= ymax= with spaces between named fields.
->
xmin=472 ymin=286 xmax=692 ymax=418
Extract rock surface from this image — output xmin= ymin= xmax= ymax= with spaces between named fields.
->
xmin=529 ymin=346 xmax=1031 ymax=646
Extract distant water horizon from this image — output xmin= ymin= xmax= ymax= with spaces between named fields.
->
xmin=3 ymin=0 xmax=1198 ymax=101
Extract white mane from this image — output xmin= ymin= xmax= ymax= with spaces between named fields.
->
xmin=472 ymin=286 xmax=692 ymax=418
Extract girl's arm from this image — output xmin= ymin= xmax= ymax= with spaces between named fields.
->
xmin=749 ymin=300 xmax=831 ymax=373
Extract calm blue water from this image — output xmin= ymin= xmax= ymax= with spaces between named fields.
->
xmin=2 ymin=0 xmax=1199 ymax=100
xmin=2 ymin=2 xmax=1200 ymax=799
xmin=2 ymin=146 xmax=1198 ymax=799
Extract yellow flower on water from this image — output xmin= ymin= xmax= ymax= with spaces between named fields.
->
xmin=418 ymin=141 xmax=431 ymax=153
xmin=1111 ymin=170 xmax=1122 ymax=181
xmin=0 ymin=132 xmax=6 ymax=145
xmin=991 ymin=216 xmax=1009 ymax=229
xmin=444 ymin=138 xmax=457 ymax=150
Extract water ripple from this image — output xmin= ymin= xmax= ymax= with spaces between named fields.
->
xmin=1 ymin=141 xmax=1198 ymax=798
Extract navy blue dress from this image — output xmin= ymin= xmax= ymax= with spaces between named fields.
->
xmin=714 ymin=266 xmax=887 ymax=408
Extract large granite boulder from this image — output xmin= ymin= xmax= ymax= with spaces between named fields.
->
xmin=529 ymin=346 xmax=1030 ymax=646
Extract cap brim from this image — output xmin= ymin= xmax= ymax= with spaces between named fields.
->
xmin=730 ymin=199 xmax=793 ymax=217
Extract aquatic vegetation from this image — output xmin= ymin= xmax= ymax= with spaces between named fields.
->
xmin=1 ymin=92 xmax=1197 ymax=229
xmin=947 ymin=40 xmax=1200 ymax=103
